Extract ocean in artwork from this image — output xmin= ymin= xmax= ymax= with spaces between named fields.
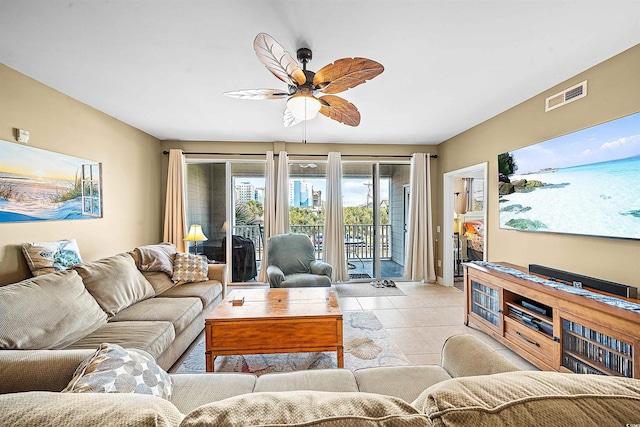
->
xmin=0 ymin=140 xmax=101 ymax=223
xmin=499 ymin=155 xmax=640 ymax=239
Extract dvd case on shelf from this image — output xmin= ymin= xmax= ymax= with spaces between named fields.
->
xmin=562 ymin=319 xmax=633 ymax=378
xmin=471 ymin=281 xmax=500 ymax=327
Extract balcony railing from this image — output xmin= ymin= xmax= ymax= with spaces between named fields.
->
xmin=233 ymin=224 xmax=391 ymax=262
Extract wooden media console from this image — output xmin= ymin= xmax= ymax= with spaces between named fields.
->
xmin=464 ymin=262 xmax=640 ymax=378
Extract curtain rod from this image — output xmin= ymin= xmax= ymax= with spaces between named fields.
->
xmin=162 ymin=151 xmax=438 ymax=159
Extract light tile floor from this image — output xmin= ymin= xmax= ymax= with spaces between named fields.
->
xmin=229 ymin=281 xmax=538 ymax=370
xmin=337 ymin=281 xmax=539 ymax=370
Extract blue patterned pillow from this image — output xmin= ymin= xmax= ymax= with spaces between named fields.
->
xmin=22 ymin=239 xmax=83 ymax=276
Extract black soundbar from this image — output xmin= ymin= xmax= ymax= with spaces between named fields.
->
xmin=529 ymin=264 xmax=637 ymax=299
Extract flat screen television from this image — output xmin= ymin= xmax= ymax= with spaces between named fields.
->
xmin=498 ymin=111 xmax=640 ymax=240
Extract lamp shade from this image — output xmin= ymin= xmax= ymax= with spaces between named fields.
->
xmin=287 ymin=95 xmax=321 ymax=121
xmin=184 ymin=224 xmax=208 ymax=242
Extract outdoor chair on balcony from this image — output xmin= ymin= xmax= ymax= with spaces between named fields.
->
xmin=266 ymin=233 xmax=333 ymax=288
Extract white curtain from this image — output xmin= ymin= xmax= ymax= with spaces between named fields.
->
xmin=258 ymin=151 xmax=275 ymax=282
xmin=404 ymin=153 xmax=436 ymax=282
xmin=275 ymin=151 xmax=290 ymax=235
xmin=163 ymin=149 xmax=187 ymax=252
xmin=323 ymin=152 xmax=349 ymax=282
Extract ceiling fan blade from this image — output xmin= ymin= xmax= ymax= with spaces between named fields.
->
xmin=283 ymin=108 xmax=302 ymax=127
xmin=254 ymin=33 xmax=306 ymax=86
xmin=313 ymin=58 xmax=384 ymax=95
xmin=224 ymin=89 xmax=289 ymax=100
xmin=318 ymin=95 xmax=361 ymax=126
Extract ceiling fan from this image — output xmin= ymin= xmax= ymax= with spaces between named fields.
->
xmin=224 ymin=33 xmax=384 ymax=127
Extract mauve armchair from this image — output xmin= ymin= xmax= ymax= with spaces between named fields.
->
xmin=266 ymin=233 xmax=333 ymax=288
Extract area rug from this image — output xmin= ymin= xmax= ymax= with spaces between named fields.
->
xmin=334 ymin=282 xmax=405 ymax=298
xmin=174 ymin=311 xmax=409 ymax=375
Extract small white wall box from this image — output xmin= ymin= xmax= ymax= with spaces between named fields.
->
xmin=16 ymin=129 xmax=29 ymax=143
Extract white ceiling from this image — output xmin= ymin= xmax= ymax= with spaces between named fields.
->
xmin=1 ymin=1 xmax=638 ymax=145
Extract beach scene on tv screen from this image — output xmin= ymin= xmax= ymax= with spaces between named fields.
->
xmin=498 ymin=111 xmax=640 ymax=240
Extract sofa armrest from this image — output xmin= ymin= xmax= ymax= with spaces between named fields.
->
xmin=441 ymin=334 xmax=519 ymax=378
xmin=310 ymin=260 xmax=333 ymax=278
xmin=207 ymin=263 xmax=228 ymax=297
xmin=0 ymin=349 xmax=95 ymax=393
xmin=266 ymin=265 xmax=285 ymax=288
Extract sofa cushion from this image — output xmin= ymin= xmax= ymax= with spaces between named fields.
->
xmin=413 ymin=371 xmax=640 ymax=427
xmin=170 ymin=373 xmax=257 ymax=415
xmin=254 ymin=369 xmax=358 ymax=393
xmin=74 ymin=253 xmax=155 ymax=316
xmin=0 ymin=391 xmax=183 ymax=427
xmin=143 ymin=271 xmax=178 ymax=295
xmin=158 ymin=281 xmax=223 ymax=308
xmin=21 ymin=238 xmax=83 ymax=276
xmin=0 ymin=349 xmax=95 ymax=394
xmin=180 ymin=391 xmax=429 ymax=426
xmin=63 ymin=343 xmax=173 ymax=400
xmin=66 ymin=321 xmax=175 ymax=361
xmin=280 ymin=273 xmax=332 ymax=288
xmin=0 ymin=270 xmax=107 ymax=350
xmin=172 ymin=253 xmax=209 ymax=283
xmin=110 ymin=297 xmax=203 ymax=335
xmin=355 ymin=365 xmax=452 ymax=404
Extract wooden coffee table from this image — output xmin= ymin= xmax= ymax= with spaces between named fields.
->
xmin=204 ymin=288 xmax=343 ymax=372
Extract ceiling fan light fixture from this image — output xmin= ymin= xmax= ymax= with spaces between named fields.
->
xmin=226 ymin=33 xmax=383 ymax=128
xmin=287 ymin=94 xmax=321 ymax=122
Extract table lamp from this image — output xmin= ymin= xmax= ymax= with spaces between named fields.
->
xmin=185 ymin=224 xmax=208 ymax=255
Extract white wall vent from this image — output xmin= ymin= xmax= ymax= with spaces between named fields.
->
xmin=545 ymin=80 xmax=587 ymax=112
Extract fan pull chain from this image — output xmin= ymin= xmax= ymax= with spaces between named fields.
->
xmin=303 ymin=115 xmax=307 ymax=143
xmin=303 ymin=97 xmax=308 ymax=143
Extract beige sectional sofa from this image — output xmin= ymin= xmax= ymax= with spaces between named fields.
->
xmin=2 ymin=334 xmax=640 ymax=426
xmin=0 ymin=246 xmax=226 ymax=372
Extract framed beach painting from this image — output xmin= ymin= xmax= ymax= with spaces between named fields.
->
xmin=498 ymin=111 xmax=640 ymax=240
xmin=0 ymin=140 xmax=102 ymax=223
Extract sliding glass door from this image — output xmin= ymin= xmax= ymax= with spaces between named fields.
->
xmin=185 ymin=157 xmax=409 ymax=284
xmin=288 ymin=161 xmax=327 ymax=258
xmin=341 ymin=162 xmax=409 ymax=282
xmin=229 ymin=162 xmax=265 ymax=283
xmin=341 ymin=163 xmax=374 ymax=279
xmin=185 ymin=160 xmax=265 ymax=284
xmin=185 ymin=162 xmax=227 ymax=261
xmin=379 ymin=163 xmax=410 ymax=280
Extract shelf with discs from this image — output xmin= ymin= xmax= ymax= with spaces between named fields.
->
xmin=561 ymin=316 xmax=633 ymax=378
xmin=468 ymin=280 xmax=501 ymax=329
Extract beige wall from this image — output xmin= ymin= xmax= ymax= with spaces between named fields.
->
xmin=0 ymin=63 xmax=163 ymax=285
xmin=436 ymin=44 xmax=640 ymax=288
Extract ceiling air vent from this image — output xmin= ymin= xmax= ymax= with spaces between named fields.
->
xmin=545 ymin=80 xmax=587 ymax=112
